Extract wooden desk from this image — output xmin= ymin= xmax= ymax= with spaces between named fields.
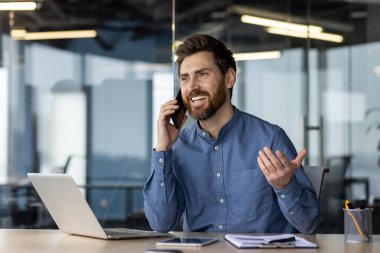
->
xmin=0 ymin=229 xmax=379 ymax=253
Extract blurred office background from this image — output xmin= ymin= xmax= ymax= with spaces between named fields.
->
xmin=0 ymin=0 xmax=380 ymax=233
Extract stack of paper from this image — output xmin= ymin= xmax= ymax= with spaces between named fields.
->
xmin=225 ymin=234 xmax=317 ymax=248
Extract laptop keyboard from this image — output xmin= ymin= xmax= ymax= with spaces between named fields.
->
xmin=104 ymin=229 xmax=141 ymax=237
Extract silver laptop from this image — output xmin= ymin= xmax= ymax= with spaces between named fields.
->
xmin=27 ymin=173 xmax=169 ymax=240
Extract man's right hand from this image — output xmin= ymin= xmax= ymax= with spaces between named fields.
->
xmin=156 ymin=99 xmax=187 ymax=151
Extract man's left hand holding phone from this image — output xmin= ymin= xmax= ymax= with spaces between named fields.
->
xmin=156 ymin=89 xmax=187 ymax=152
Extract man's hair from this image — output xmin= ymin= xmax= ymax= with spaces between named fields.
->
xmin=175 ymin=34 xmax=236 ymax=98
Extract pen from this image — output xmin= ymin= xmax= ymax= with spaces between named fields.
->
xmin=260 ymin=242 xmax=295 ymax=248
xmin=345 ymin=200 xmax=353 ymax=209
xmin=345 ymin=200 xmax=365 ymax=240
xmin=234 ymin=236 xmax=295 ymax=243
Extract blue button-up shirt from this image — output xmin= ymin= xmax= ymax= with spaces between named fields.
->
xmin=144 ymin=108 xmax=321 ymax=234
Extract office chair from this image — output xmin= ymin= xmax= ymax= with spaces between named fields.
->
xmin=326 ymin=156 xmax=369 ymax=203
xmin=303 ymin=165 xmax=329 ymax=200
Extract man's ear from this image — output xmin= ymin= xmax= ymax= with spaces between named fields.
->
xmin=225 ymin=68 xmax=236 ymax=89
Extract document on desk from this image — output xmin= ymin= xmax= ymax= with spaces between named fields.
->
xmin=224 ymin=234 xmax=317 ymax=249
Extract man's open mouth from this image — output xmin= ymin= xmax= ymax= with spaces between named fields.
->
xmin=191 ymin=96 xmax=206 ymax=102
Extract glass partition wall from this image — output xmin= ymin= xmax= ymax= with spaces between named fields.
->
xmin=0 ymin=1 xmax=173 ymax=229
xmin=1 ymin=0 xmax=380 ymax=233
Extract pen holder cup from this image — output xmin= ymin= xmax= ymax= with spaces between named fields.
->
xmin=343 ymin=208 xmax=373 ymax=243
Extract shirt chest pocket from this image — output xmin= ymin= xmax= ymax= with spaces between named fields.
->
xmin=226 ymin=168 xmax=274 ymax=218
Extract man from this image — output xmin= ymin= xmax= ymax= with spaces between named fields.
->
xmin=143 ymin=34 xmax=320 ymax=234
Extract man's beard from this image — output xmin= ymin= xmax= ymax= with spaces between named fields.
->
xmin=184 ymin=82 xmax=227 ymax=121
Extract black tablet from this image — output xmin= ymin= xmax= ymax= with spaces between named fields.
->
xmin=156 ymin=237 xmax=218 ymax=247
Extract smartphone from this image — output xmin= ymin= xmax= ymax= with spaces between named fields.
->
xmin=156 ymin=237 xmax=218 ymax=247
xmin=170 ymin=89 xmax=187 ymax=129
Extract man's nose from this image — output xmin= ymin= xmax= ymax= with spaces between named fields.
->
xmin=187 ymin=75 xmax=199 ymax=89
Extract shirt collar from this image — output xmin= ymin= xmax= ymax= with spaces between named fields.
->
xmin=196 ymin=106 xmax=241 ymax=142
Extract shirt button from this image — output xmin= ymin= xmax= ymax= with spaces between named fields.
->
xmin=280 ymin=194 xmax=286 ymax=199
xmin=216 ymin=172 xmax=221 ymax=177
xmin=160 ymin=182 xmax=165 ymax=187
xmin=214 ymin=146 xmax=219 ymax=150
xmin=158 ymin=158 xmax=163 ymax=163
xmin=290 ymin=211 xmax=294 ymax=215
xmin=218 ymin=225 xmax=223 ymax=230
xmin=220 ymin=198 xmax=224 ymax=204
xmin=202 ymin=132 xmax=206 ymax=136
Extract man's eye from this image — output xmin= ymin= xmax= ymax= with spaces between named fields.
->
xmin=180 ymin=77 xmax=188 ymax=82
xmin=199 ymin=72 xmax=208 ymax=78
